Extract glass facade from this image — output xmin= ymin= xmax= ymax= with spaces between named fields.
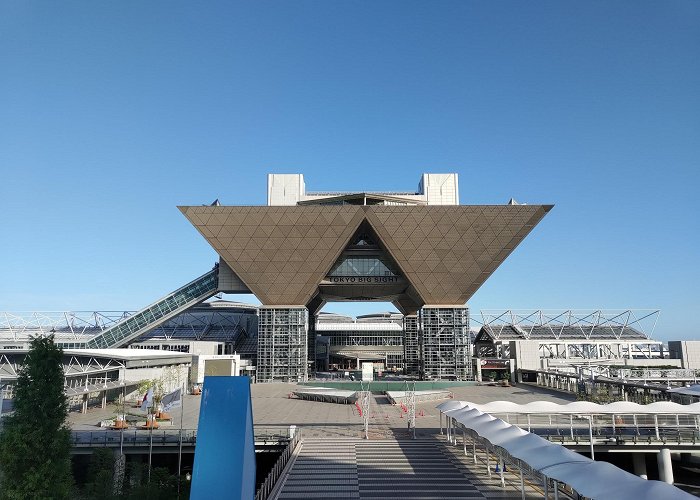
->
xmin=328 ymin=256 xmax=399 ymax=277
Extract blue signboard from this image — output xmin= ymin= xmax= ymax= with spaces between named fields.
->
xmin=190 ymin=376 xmax=256 ymax=500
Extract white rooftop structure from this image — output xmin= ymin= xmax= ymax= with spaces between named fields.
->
xmin=267 ymin=173 xmax=459 ymax=206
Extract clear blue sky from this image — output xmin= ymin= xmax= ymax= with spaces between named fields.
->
xmin=1 ymin=2 xmax=698 ymax=340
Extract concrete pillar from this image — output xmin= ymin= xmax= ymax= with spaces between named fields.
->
xmin=101 ymin=391 xmax=107 ymax=409
xmin=82 ymin=393 xmax=88 ymax=414
xmin=657 ymin=448 xmax=673 ymax=484
xmin=632 ymin=454 xmax=648 ymax=479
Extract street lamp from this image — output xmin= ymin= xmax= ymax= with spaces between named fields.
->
xmin=579 ymin=414 xmax=595 ymax=460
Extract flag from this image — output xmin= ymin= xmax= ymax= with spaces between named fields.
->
xmin=140 ymin=388 xmax=153 ymax=411
xmin=162 ymin=388 xmax=182 ymax=412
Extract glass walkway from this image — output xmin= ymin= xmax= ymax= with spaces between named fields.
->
xmin=85 ymin=267 xmax=219 ymax=349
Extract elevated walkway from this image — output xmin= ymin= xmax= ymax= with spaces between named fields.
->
xmin=85 ymin=268 xmax=219 ymax=349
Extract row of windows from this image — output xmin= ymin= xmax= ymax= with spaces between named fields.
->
xmin=328 ymin=256 xmax=399 ymax=277
xmin=327 ymin=335 xmax=403 ymax=346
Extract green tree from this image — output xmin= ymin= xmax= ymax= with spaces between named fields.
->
xmin=0 ymin=335 xmax=73 ymax=499
xmin=80 ymin=449 xmax=118 ymax=500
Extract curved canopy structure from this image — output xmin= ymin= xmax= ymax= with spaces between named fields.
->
xmin=449 ymin=400 xmax=700 ymax=415
xmin=437 ymin=401 xmax=696 ymax=500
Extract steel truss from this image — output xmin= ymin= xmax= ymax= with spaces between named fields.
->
xmin=0 ymin=310 xmax=132 ymax=344
xmin=0 ymin=305 xmax=258 ymax=350
xmin=141 ymin=308 xmax=257 ymax=344
xmin=475 ymin=310 xmax=663 ymax=361
xmin=477 ymin=310 xmax=660 ymax=341
xmin=0 ymin=351 xmax=127 ymax=398
xmin=421 ymin=307 xmax=472 ymax=381
xmin=403 ymin=315 xmax=420 ymax=377
xmin=256 ymin=307 xmax=307 ymax=383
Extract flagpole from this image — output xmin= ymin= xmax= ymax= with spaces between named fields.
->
xmin=147 ymin=386 xmax=154 ymax=483
xmin=0 ymin=376 xmax=4 ymax=433
xmin=177 ymin=381 xmax=185 ymax=498
xmin=119 ymin=380 xmax=125 ymax=455
xmin=148 ymin=413 xmax=153 ymax=483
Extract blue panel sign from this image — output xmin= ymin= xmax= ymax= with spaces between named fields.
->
xmin=190 ymin=376 xmax=256 ymax=500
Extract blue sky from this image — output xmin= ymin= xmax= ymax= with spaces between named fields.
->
xmin=1 ymin=2 xmax=698 ymax=340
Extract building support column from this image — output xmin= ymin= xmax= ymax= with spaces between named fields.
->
xmin=657 ymin=448 xmax=673 ymax=484
xmin=419 ymin=306 xmax=470 ymax=381
xmin=403 ymin=314 xmax=420 ymax=377
xmin=632 ymin=454 xmax=648 ymax=479
xmin=307 ymin=313 xmax=317 ymax=377
xmin=82 ymin=393 xmax=88 ymax=414
xmin=257 ymin=306 xmax=308 ymax=383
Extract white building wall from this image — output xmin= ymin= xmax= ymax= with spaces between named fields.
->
xmin=191 ymin=354 xmax=241 ymax=385
xmin=510 ymin=340 xmax=541 ymax=371
xmin=123 ymin=365 xmax=189 ymax=399
xmin=669 ymin=341 xmax=700 ymax=370
xmin=419 ymin=173 xmax=459 ymax=205
xmin=268 ymin=174 xmax=306 ymax=206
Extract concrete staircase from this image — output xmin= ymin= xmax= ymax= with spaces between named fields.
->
xmin=273 ymin=438 xmax=485 ymax=499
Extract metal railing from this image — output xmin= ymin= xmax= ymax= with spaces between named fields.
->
xmin=71 ymin=429 xmax=197 ymax=447
xmin=255 ymin=429 xmax=302 ymax=500
xmin=70 ymin=426 xmax=292 ymax=449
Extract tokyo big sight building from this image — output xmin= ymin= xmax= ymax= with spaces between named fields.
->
xmin=178 ymin=173 xmax=552 ymax=382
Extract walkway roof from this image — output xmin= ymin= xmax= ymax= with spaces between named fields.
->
xmin=437 ymin=401 xmax=696 ymax=500
xmin=444 ymin=400 xmax=700 ymax=415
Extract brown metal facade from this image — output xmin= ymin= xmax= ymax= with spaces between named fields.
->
xmin=179 ymin=204 xmax=552 ymax=308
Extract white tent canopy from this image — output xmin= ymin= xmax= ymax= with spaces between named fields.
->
xmin=666 ymin=384 xmax=700 ymax=397
xmin=451 ymin=400 xmax=700 ymax=415
xmin=437 ymin=401 xmax=695 ymax=500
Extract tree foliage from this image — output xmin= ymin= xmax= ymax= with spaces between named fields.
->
xmin=137 ymin=366 xmax=180 ymax=415
xmin=79 ymin=449 xmax=118 ymax=500
xmin=0 ymin=335 xmax=73 ymax=499
xmin=77 ymin=454 xmax=188 ymax=500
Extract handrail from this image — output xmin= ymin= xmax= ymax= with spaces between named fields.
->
xmin=69 ymin=426 xmax=293 ymax=448
xmin=255 ymin=429 xmax=302 ymax=500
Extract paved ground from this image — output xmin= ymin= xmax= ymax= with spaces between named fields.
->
xmin=68 ymin=381 xmax=574 ymax=436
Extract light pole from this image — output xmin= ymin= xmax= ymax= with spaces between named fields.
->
xmin=580 ymin=414 xmax=595 ymax=460
xmin=119 ymin=380 xmax=125 ymax=455
xmin=0 ymin=376 xmax=3 ymax=432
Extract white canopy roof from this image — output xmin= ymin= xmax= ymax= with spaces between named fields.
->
xmin=437 ymin=401 xmax=695 ymax=500
xmin=447 ymin=400 xmax=700 ymax=415
xmin=666 ymin=384 xmax=700 ymax=397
